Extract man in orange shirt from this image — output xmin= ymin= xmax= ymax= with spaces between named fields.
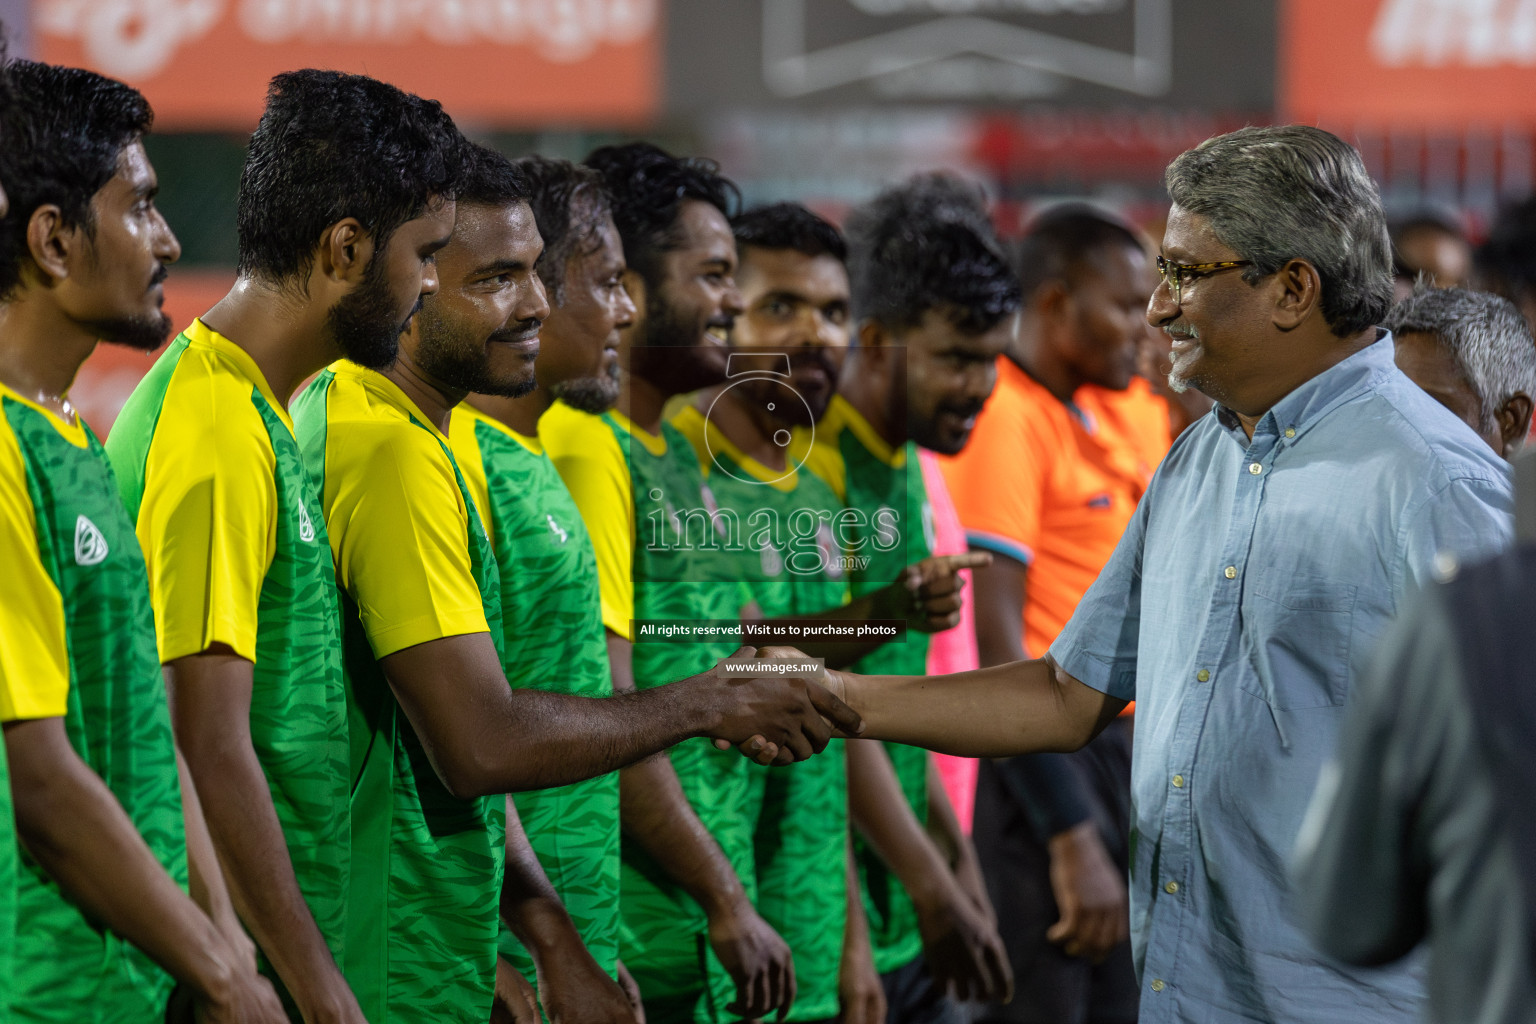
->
xmin=941 ymin=206 xmax=1167 ymax=1024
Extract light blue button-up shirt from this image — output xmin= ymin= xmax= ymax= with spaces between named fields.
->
xmin=1050 ymin=335 xmax=1512 ymax=1024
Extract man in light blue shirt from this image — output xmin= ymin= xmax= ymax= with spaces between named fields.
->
xmin=821 ymin=125 xmax=1512 ymax=1024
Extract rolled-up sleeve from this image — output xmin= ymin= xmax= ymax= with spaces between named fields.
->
xmin=1046 ymin=494 xmax=1147 ymax=701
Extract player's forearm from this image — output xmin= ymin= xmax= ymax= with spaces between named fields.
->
xmin=180 ymin=729 xmax=350 ymax=1011
xmin=923 ymin=760 xmax=966 ymax=866
xmin=618 ymin=754 xmax=750 ymax=919
xmin=846 ymin=740 xmax=956 ymax=911
xmin=842 ymin=835 xmax=872 ymax=953
xmin=500 ymin=796 xmax=587 ymax=964
xmin=837 ymin=657 xmax=1119 ymax=757
xmin=456 ymin=684 xmax=716 ymax=795
xmin=4 ymin=719 xmax=243 ymax=1004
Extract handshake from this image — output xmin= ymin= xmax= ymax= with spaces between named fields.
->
xmin=692 ymin=646 xmax=860 ymax=765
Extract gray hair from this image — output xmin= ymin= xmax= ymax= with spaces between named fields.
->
xmin=1385 ymin=285 xmax=1536 ymax=434
xmin=1165 ymin=125 xmax=1393 ymax=338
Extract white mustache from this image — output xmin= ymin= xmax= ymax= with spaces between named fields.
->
xmin=1164 ymin=324 xmax=1199 ymax=341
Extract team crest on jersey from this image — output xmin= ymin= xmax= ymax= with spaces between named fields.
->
xmin=298 ymin=502 xmax=317 ymax=543
xmin=74 ymin=515 xmax=109 ymax=566
xmin=546 ymin=513 xmax=569 ymax=545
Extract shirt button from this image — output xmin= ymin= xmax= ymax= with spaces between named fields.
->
xmin=1248 ymin=462 xmax=1263 ymax=475
xmin=1165 ymin=881 xmax=1179 ymax=894
xmin=1196 ymin=669 xmax=1210 ymax=682
xmin=1285 ymin=427 xmax=1296 ymax=438
xmin=1151 ymin=979 xmax=1166 ymax=993
xmin=1223 ymin=565 xmax=1237 ymax=579
xmin=1172 ymin=774 xmax=1185 ymax=788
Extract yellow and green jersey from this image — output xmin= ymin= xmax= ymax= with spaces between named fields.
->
xmin=0 ymin=383 xmax=186 ymax=1022
xmin=450 ymin=402 xmax=621 ymax=982
xmin=292 ymin=363 xmax=506 ymax=1024
xmin=672 ymin=405 xmax=852 ymax=1022
xmin=106 ymin=320 xmax=351 ymax=993
xmin=800 ymin=394 xmax=935 ymax=976
xmin=543 ymin=402 xmax=751 ymax=1024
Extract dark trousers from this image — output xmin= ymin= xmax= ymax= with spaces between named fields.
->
xmin=972 ymin=718 xmax=1139 ymax=1024
xmin=881 ymin=953 xmax=967 ymax=1024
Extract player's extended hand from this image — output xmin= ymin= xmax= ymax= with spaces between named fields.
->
xmin=615 ymin=960 xmax=646 ymax=1024
xmin=537 ymin=947 xmax=641 ymax=1024
xmin=888 ymin=553 xmax=992 ymax=633
xmin=702 ymin=646 xmax=863 ymax=764
xmin=1045 ymin=821 xmax=1129 ymax=963
xmin=490 ymin=957 xmax=541 ymax=1024
xmin=913 ymin=874 xmax=1014 ymax=1004
xmin=707 ymin=896 xmax=797 ymax=1022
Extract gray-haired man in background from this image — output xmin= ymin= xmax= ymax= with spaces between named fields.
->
xmin=1389 ymin=286 xmax=1536 ymax=459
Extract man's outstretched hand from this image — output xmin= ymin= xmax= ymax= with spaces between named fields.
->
xmin=701 ymin=646 xmax=862 ymax=765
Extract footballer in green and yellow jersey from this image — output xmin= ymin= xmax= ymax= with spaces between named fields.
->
xmin=449 ymin=154 xmax=639 ymax=997
xmin=0 ymin=60 xmax=284 ymax=1024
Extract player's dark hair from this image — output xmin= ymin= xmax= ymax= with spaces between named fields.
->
xmin=457 ymin=142 xmax=531 ymax=209
xmin=845 ymin=172 xmax=1021 ymax=335
xmin=0 ymin=60 xmax=153 ymax=299
xmin=1476 ymin=196 xmax=1536 ymax=307
xmin=733 ymin=202 xmax=846 ymax=263
xmin=583 ymin=142 xmax=739 ymax=288
xmin=235 ymin=69 xmax=466 ymax=285
xmin=513 ymin=155 xmax=611 ymax=304
xmin=1016 ymin=205 xmax=1145 ymax=298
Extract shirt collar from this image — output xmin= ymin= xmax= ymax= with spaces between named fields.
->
xmin=1214 ymin=330 xmax=1396 ymax=446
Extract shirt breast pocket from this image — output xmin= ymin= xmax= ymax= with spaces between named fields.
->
xmin=1241 ymin=571 xmax=1357 ymax=710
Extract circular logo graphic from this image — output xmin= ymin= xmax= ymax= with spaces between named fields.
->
xmin=702 ymin=352 xmax=815 ymax=486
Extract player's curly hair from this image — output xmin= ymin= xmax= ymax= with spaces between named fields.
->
xmin=583 ymin=142 xmax=739 ymax=289
xmin=845 ymin=172 xmax=1020 ymax=335
xmin=733 ymin=202 xmax=846 ymax=263
xmin=513 ymin=155 xmax=612 ymax=305
xmin=0 ymin=60 xmax=154 ymax=299
xmin=235 ymin=69 xmax=467 ymax=285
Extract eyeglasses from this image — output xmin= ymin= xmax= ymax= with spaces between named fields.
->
xmin=1155 ymin=255 xmax=1253 ymax=303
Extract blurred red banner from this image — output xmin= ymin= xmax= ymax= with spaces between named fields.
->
xmin=35 ymin=0 xmax=660 ymax=129
xmin=1284 ymin=0 xmax=1536 ymax=131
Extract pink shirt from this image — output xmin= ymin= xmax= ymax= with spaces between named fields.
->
xmin=920 ymin=449 xmax=979 ymax=833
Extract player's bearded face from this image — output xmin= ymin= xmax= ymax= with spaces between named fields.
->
xmin=414 ymin=300 xmax=540 ymax=399
xmin=627 ymin=283 xmax=731 ymax=395
xmin=327 ymin=250 xmax=411 ymax=370
xmin=551 ymin=358 xmax=620 ymax=413
xmin=89 ymin=263 xmax=175 ymax=352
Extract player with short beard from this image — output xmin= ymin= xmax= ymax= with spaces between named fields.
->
xmin=545 ymin=142 xmax=809 ymax=1024
xmin=293 ymin=143 xmax=856 ymax=1024
xmin=447 ymin=155 xmax=647 ymax=1021
xmin=830 ymin=173 xmax=1019 ymax=1024
xmin=0 ymin=60 xmax=285 ymax=1024
xmin=107 ymin=69 xmax=465 ymax=1024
